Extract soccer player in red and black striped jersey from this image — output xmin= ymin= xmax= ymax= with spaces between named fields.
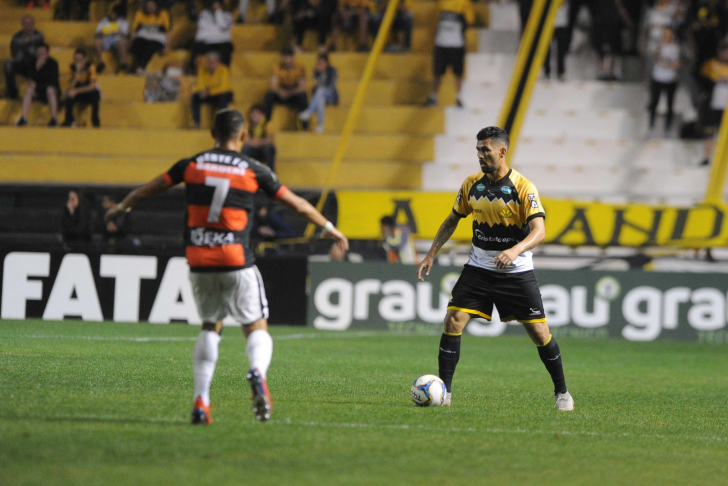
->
xmin=106 ymin=109 xmax=348 ymax=424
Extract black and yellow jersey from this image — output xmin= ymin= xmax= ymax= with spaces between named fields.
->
xmin=452 ymin=168 xmax=544 ymax=273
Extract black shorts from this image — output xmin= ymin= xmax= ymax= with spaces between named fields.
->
xmin=433 ymin=46 xmax=465 ymax=77
xmin=447 ymin=265 xmax=546 ymax=324
xmin=34 ymin=84 xmax=58 ymax=103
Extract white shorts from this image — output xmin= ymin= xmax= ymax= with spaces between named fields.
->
xmin=189 ymin=266 xmax=269 ymax=325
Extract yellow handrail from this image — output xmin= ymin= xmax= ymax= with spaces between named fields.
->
xmin=304 ymin=0 xmax=402 ymax=238
xmin=704 ymin=103 xmax=728 ymax=204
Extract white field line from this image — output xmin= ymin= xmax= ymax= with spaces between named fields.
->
xmin=275 ymin=418 xmax=728 ymax=443
xmin=0 ymin=331 xmax=387 ymax=343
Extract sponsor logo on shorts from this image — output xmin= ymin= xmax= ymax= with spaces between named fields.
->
xmin=529 ymin=307 xmax=542 ymax=316
xmin=190 ymin=228 xmax=235 ymax=246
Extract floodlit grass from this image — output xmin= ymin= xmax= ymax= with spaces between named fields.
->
xmin=1 ymin=320 xmax=727 ymax=485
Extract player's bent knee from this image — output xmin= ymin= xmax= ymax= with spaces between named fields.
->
xmin=243 ymin=318 xmax=268 ymax=337
xmin=443 ymin=310 xmax=469 ymax=335
xmin=522 ymin=321 xmax=550 ymax=346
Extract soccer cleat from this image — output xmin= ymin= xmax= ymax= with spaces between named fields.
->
xmin=48 ymin=118 xmax=58 ymax=127
xmin=191 ymin=396 xmax=212 ymax=425
xmin=16 ymin=117 xmax=27 ymax=127
xmin=555 ymin=391 xmax=574 ymax=411
xmin=442 ymin=391 xmax=452 ymax=407
xmin=246 ymin=368 xmax=272 ymax=422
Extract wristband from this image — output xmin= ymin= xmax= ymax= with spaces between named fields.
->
xmin=117 ymin=203 xmax=129 ymax=213
xmin=323 ymin=221 xmax=334 ymax=233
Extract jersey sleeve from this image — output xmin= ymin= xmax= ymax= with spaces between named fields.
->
xmin=253 ymin=162 xmax=288 ymax=199
xmin=520 ymin=181 xmax=545 ymax=223
xmin=452 ymin=178 xmax=472 ymax=217
xmin=162 ymin=158 xmax=191 ymax=186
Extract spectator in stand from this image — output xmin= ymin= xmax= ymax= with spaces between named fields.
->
xmin=644 ymin=0 xmax=681 ymax=57
xmin=94 ymin=5 xmax=130 ymax=74
xmin=238 ymin=0 xmax=278 ymax=24
xmin=298 ymin=53 xmax=338 ymax=133
xmin=699 ymin=41 xmax=728 ymax=166
xmin=242 ymin=104 xmax=277 ymax=170
xmin=16 ymin=43 xmax=59 ymax=127
xmin=369 ymin=0 xmax=413 ymax=53
xmin=333 ymin=0 xmax=370 ymax=52
xmin=690 ymin=0 xmax=726 ymax=76
xmin=291 ymin=0 xmax=337 ymax=52
xmin=100 ymin=195 xmax=127 ymax=247
xmin=129 ymin=0 xmax=171 ymax=73
xmin=648 ymin=27 xmax=681 ymax=135
xmin=191 ymin=52 xmax=233 ymax=128
xmin=25 ymin=1 xmax=51 ymax=9
xmin=380 ymin=215 xmax=416 ymax=264
xmin=591 ymin=0 xmax=630 ymax=81
xmin=262 ymin=47 xmax=308 ymax=124
xmin=62 ymin=48 xmax=101 ymax=128
xmin=193 ymin=1 xmax=235 ymax=67
xmin=4 ymin=15 xmax=44 ymax=100
xmin=61 ymin=190 xmax=91 ymax=244
xmin=423 ymin=0 xmax=474 ymax=108
xmin=57 ymin=0 xmax=92 ymax=21
xmin=252 ymin=205 xmax=295 ymax=243
xmin=543 ymin=0 xmax=569 ymax=81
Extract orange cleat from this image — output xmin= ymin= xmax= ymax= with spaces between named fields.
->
xmin=191 ymin=396 xmax=212 ymax=425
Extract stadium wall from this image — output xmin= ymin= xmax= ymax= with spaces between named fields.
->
xmin=0 ymin=251 xmax=307 ymax=326
xmin=308 ymin=262 xmax=728 ymax=343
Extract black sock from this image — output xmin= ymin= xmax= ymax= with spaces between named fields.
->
xmin=537 ymin=335 xmax=567 ymax=395
xmin=438 ymin=333 xmax=461 ymax=392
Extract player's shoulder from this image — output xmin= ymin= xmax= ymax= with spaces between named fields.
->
xmin=461 ymin=172 xmax=484 ymax=188
xmin=508 ymin=168 xmax=538 ymax=192
xmin=240 ymin=153 xmax=278 ymax=179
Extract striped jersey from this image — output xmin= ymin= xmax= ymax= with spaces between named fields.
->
xmin=452 ymin=168 xmax=544 ymax=273
xmin=162 ymin=149 xmax=288 ymax=272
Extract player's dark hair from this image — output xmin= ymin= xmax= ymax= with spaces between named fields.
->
xmin=281 ymin=46 xmax=294 ymax=56
xmin=213 ymin=109 xmax=246 ymax=142
xmin=249 ymin=103 xmax=265 ymax=114
xmin=476 ymin=126 xmax=510 ymax=148
xmin=380 ymin=216 xmax=395 ymax=227
xmin=74 ymin=47 xmax=87 ymax=57
xmin=111 ymin=4 xmax=124 ymax=17
xmin=317 ymin=53 xmax=329 ymax=63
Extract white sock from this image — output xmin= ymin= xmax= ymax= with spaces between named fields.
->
xmin=193 ymin=330 xmax=221 ymax=406
xmin=246 ymin=329 xmax=273 ymax=378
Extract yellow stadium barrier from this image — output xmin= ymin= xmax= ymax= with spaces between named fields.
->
xmin=704 ymin=104 xmax=728 ymax=204
xmin=304 ymin=0 xmax=402 ymax=238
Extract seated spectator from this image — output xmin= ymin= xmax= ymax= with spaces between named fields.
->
xmin=144 ymin=67 xmax=181 ymax=102
xmin=57 ymin=0 xmax=91 ymax=21
xmin=61 ymin=190 xmax=91 ymax=244
xmin=380 ymin=215 xmax=416 ymax=264
xmin=291 ymin=0 xmax=337 ymax=52
xmin=158 ymin=0 xmax=198 ymax=20
xmin=100 ymin=195 xmax=127 ymax=247
xmin=369 ymin=0 xmax=413 ymax=53
xmin=699 ymin=41 xmax=728 ymax=166
xmin=298 ymin=53 xmax=338 ymax=133
xmin=262 ymin=47 xmax=308 ymax=124
xmin=94 ymin=5 xmax=130 ymax=74
xmin=4 ymin=15 xmax=44 ymax=100
xmin=648 ymin=27 xmax=680 ymax=135
xmin=130 ymin=0 xmax=171 ymax=73
xmin=242 ymin=104 xmax=277 ymax=170
xmin=192 ymin=1 xmax=235 ymax=67
xmin=16 ymin=43 xmax=59 ymax=127
xmin=191 ymin=52 xmax=233 ymax=128
xmin=25 ymin=1 xmax=51 ymax=9
xmin=333 ymin=0 xmax=370 ymax=52
xmin=238 ymin=0 xmax=278 ymax=24
xmin=62 ymin=48 xmax=101 ymax=128
xmin=252 ymin=205 xmax=296 ymax=243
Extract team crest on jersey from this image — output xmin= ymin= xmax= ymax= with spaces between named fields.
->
xmin=499 ymin=208 xmax=513 ymax=218
xmin=476 ymin=183 xmax=485 ymax=191
xmin=527 ymin=193 xmax=539 ymax=208
xmin=501 ymin=186 xmax=512 ymax=194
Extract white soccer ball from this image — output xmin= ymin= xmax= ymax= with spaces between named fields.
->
xmin=410 ymin=375 xmax=447 ymax=407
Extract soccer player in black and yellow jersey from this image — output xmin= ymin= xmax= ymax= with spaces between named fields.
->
xmin=417 ymin=126 xmax=574 ymax=411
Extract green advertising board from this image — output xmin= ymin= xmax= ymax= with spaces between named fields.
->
xmin=307 ymin=262 xmax=728 ymax=343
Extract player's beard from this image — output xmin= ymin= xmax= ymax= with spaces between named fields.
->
xmin=480 ymin=158 xmax=497 ymax=174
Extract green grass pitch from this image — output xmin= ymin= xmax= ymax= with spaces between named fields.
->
xmin=1 ymin=320 xmax=727 ymax=485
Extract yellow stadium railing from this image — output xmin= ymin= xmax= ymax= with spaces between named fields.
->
xmin=303 ymin=0 xmax=402 ymax=238
xmin=704 ymin=104 xmax=728 ymax=204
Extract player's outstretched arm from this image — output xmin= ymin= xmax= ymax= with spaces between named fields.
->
xmin=278 ymin=190 xmax=349 ymax=253
xmin=417 ymin=211 xmax=462 ymax=281
xmin=494 ymin=216 xmax=546 ymax=269
xmin=104 ymin=176 xmax=169 ymax=222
